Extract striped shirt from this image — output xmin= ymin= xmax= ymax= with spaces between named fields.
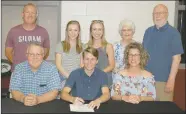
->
xmin=9 ymin=61 xmax=61 ymax=96
xmin=55 ymin=42 xmax=82 ymax=76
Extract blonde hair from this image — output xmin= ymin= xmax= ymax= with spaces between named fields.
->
xmin=87 ymin=20 xmax=108 ymax=48
xmin=82 ymin=47 xmax=99 ymax=60
xmin=124 ymin=42 xmax=149 ymax=69
xmin=62 ymin=20 xmax=83 ymax=54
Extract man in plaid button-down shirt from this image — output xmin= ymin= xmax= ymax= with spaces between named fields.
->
xmin=9 ymin=42 xmax=61 ymax=106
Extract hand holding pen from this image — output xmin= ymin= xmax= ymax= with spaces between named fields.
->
xmin=72 ymin=97 xmax=85 ymax=105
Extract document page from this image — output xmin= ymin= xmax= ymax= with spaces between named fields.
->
xmin=69 ymin=104 xmax=94 ymax=112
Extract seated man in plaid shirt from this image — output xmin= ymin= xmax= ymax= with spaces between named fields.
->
xmin=9 ymin=42 xmax=61 ymax=106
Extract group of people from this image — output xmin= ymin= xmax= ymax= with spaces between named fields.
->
xmin=6 ymin=3 xmax=183 ymax=108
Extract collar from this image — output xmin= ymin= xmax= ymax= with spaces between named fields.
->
xmin=154 ymin=22 xmax=169 ymax=32
xmin=26 ymin=60 xmax=44 ymax=73
xmin=82 ymin=67 xmax=97 ymax=77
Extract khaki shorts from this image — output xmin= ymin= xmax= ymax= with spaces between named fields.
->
xmin=155 ymin=81 xmax=173 ymax=101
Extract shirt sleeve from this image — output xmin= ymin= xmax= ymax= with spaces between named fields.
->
xmin=5 ymin=29 xmax=14 ymax=48
xmin=64 ymin=71 xmax=76 ymax=89
xmin=9 ymin=65 xmax=22 ymax=92
xmin=101 ymin=72 xmax=109 ymax=88
xmin=142 ymin=29 xmax=149 ymax=49
xmin=144 ymin=76 xmax=156 ymax=100
xmin=43 ymin=29 xmax=50 ymax=48
xmin=47 ymin=66 xmax=61 ymax=91
xmin=55 ymin=42 xmax=63 ymax=54
xmin=171 ymin=31 xmax=184 ymax=56
xmin=142 ymin=28 xmax=151 ymax=71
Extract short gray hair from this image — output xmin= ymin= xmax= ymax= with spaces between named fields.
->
xmin=118 ymin=19 xmax=135 ymax=36
xmin=26 ymin=42 xmax=44 ymax=54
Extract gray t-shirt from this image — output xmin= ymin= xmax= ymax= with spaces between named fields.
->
xmin=55 ymin=42 xmax=82 ymax=75
xmin=5 ymin=24 xmax=50 ymax=71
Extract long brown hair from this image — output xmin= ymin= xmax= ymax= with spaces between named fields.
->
xmin=62 ymin=20 xmax=83 ymax=54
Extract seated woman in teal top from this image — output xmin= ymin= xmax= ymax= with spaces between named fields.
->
xmin=111 ymin=42 xmax=156 ymax=104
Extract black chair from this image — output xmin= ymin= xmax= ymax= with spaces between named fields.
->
xmin=2 ymin=88 xmax=10 ymax=98
xmin=1 ymin=59 xmax=12 ymax=98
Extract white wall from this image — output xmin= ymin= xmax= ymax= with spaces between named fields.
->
xmin=61 ymin=1 xmax=176 ymax=44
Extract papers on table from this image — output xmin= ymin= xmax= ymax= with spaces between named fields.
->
xmin=69 ymin=104 xmax=94 ymax=112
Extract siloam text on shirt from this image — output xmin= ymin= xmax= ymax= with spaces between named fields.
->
xmin=18 ymin=36 xmax=41 ymax=43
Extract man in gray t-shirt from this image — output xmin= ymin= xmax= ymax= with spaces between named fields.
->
xmin=5 ymin=3 xmax=50 ymax=72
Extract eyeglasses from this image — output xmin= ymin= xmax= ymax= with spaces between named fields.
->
xmin=153 ymin=12 xmax=167 ymax=15
xmin=128 ymin=54 xmax=140 ymax=58
xmin=27 ymin=53 xmax=44 ymax=57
